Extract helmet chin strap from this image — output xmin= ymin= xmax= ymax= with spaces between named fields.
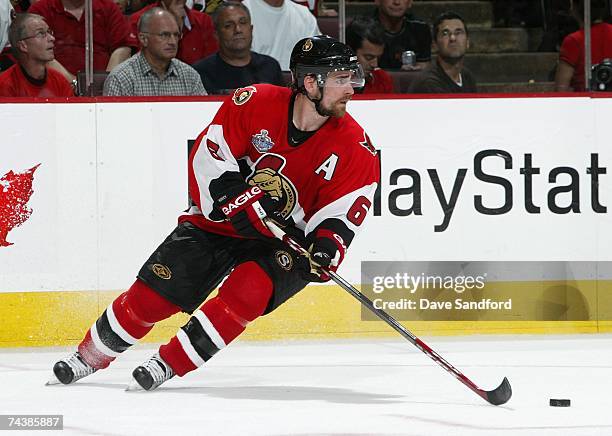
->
xmin=303 ymin=86 xmax=329 ymax=117
xmin=299 ymin=73 xmax=333 ymax=117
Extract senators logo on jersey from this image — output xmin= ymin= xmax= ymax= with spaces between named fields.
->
xmin=232 ymin=86 xmax=257 ymax=106
xmin=247 ymin=154 xmax=297 ymax=220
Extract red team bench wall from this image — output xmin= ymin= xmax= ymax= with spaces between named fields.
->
xmin=1 ymin=93 xmax=611 ymax=347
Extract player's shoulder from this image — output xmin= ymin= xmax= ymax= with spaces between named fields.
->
xmin=229 ymin=84 xmax=291 ymax=107
xmin=336 ymin=113 xmax=379 ymax=162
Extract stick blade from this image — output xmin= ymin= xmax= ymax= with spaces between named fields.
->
xmin=484 ymin=377 xmax=512 ymax=405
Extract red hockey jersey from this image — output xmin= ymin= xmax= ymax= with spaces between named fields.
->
xmin=182 ymin=84 xmax=380 ymax=252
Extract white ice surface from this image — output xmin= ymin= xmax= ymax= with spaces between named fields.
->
xmin=1 ymin=335 xmax=611 ymax=436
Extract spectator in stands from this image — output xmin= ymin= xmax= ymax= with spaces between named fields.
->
xmin=373 ymin=0 xmax=431 ymax=70
xmin=129 ymin=0 xmax=218 ymax=65
xmin=103 ymin=7 xmax=206 ymax=95
xmin=0 ymin=13 xmax=73 ymax=96
xmin=555 ymin=0 xmax=612 ymax=91
xmin=1 ymin=0 xmax=12 ymax=52
xmin=243 ymin=0 xmax=319 ymax=70
xmin=411 ymin=12 xmax=477 ymax=93
xmin=29 ymin=0 xmax=132 ymax=84
xmin=346 ymin=16 xmax=393 ymax=94
xmin=1 ymin=0 xmax=14 ymax=71
xmin=192 ymin=1 xmax=283 ymax=94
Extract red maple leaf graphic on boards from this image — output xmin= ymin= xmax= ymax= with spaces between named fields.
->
xmin=0 ymin=164 xmax=41 ymax=247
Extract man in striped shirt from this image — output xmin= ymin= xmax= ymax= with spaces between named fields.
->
xmin=103 ymin=7 xmax=206 ymax=96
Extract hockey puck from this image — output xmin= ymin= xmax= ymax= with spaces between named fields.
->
xmin=549 ymin=399 xmax=571 ymax=407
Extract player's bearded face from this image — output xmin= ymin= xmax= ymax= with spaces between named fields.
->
xmin=317 ymin=72 xmax=355 ymax=117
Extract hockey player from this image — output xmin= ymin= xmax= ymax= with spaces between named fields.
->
xmin=49 ymin=35 xmax=380 ymax=391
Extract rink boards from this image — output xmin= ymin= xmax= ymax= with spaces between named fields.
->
xmin=1 ymin=95 xmax=612 ymax=346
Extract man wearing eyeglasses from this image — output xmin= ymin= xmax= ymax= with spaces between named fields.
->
xmin=411 ymin=12 xmax=477 ymax=94
xmin=103 ymin=7 xmax=206 ymax=96
xmin=128 ymin=0 xmax=218 ymax=66
xmin=0 ymin=13 xmax=74 ymax=96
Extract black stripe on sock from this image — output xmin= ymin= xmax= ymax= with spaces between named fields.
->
xmin=181 ymin=316 xmax=220 ymax=362
xmin=95 ymin=310 xmax=132 ymax=353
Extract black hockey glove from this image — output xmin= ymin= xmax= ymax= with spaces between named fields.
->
xmin=296 ymin=237 xmax=340 ymax=283
xmin=210 ymin=172 xmax=281 ymax=239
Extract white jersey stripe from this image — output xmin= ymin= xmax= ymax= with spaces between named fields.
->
xmin=305 ymin=182 xmax=378 ymax=237
xmin=193 ymin=124 xmax=241 ymax=219
xmin=292 ymin=203 xmax=306 ymax=231
xmin=90 ymin=323 xmax=120 ymax=358
xmin=106 ymin=304 xmax=139 ymax=345
xmin=194 ymin=310 xmax=227 ymax=349
xmin=177 ymin=329 xmax=206 ymax=367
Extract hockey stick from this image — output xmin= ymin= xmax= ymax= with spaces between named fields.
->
xmin=264 ymin=219 xmax=512 ymax=406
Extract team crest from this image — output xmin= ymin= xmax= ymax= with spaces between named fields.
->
xmin=152 ymin=264 xmax=172 ymax=280
xmin=232 ymin=86 xmax=257 ymax=106
xmin=275 ymin=250 xmax=293 ymax=271
xmin=302 ymin=39 xmax=313 ymax=52
xmin=251 ymin=129 xmax=275 ymax=153
xmin=359 ymin=131 xmax=377 ymax=156
xmin=247 ymin=154 xmax=298 ymax=220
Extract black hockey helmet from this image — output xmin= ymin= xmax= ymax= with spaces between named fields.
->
xmin=290 ymin=35 xmax=365 ymax=90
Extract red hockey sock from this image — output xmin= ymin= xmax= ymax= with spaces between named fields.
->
xmin=79 ymin=279 xmax=180 ymax=369
xmin=160 ymin=262 xmax=273 ymax=376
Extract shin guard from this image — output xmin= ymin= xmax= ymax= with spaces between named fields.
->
xmin=160 ymin=262 xmax=273 ymax=376
xmin=79 ymin=279 xmax=180 ymax=369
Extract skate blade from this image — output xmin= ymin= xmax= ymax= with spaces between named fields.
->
xmin=125 ymin=379 xmax=144 ymax=392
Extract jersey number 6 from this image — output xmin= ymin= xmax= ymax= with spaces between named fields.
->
xmin=347 ymin=196 xmax=372 ymax=226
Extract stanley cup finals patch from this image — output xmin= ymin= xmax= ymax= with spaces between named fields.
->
xmin=251 ymin=129 xmax=275 ymax=153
